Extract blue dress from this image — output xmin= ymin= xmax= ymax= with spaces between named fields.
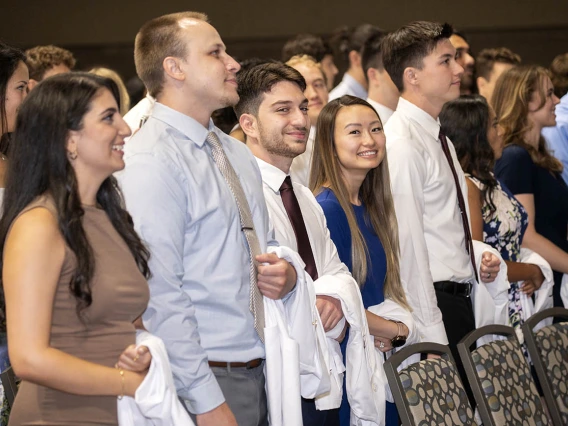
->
xmin=316 ymin=188 xmax=397 ymax=426
xmin=495 ymin=144 xmax=568 ymax=307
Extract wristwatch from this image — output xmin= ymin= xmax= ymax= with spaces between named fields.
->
xmin=391 ymin=321 xmax=407 ymax=348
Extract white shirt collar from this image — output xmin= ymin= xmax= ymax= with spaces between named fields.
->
xmin=255 ymin=156 xmax=288 ymax=193
xmin=152 ymin=102 xmax=215 ymax=148
xmin=396 ymin=97 xmax=442 ymax=141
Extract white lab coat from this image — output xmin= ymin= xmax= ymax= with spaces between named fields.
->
xmin=517 ymin=248 xmax=554 ymax=334
xmin=368 ymin=299 xmax=419 ymax=402
xmin=264 ymin=246 xmax=329 ymax=426
xmin=561 ymin=274 xmax=568 ymax=308
xmin=471 ymin=241 xmax=510 ymax=346
xmin=314 ymin=278 xmax=386 ymax=426
xmin=117 ymin=331 xmax=194 ymax=426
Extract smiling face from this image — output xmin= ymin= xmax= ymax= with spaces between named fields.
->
xmin=254 ymin=80 xmax=309 ymax=161
xmin=527 ymin=75 xmax=560 ymax=130
xmin=291 ymin=62 xmax=329 ymax=125
xmin=177 ymin=19 xmax=241 ymax=113
xmin=67 ymin=88 xmax=131 ymax=181
xmin=412 ymin=39 xmax=464 ymax=114
xmin=333 ymin=104 xmax=385 ymax=183
xmin=3 ymin=61 xmax=29 ymax=134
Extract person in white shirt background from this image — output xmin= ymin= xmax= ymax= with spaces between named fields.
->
xmin=286 ymin=55 xmax=330 ymax=187
xmin=281 ymin=33 xmax=339 ymax=91
xmin=235 ymin=60 xmax=351 ymax=426
xmin=328 ymin=24 xmax=382 ymax=101
xmin=361 ymin=31 xmax=399 ymax=125
xmin=381 ymin=21 xmax=501 ymax=402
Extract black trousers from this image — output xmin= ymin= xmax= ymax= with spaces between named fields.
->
xmin=435 ymin=288 xmax=476 ymax=406
xmin=301 ymin=398 xmax=340 ymax=426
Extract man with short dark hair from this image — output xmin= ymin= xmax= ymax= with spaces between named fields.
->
xmin=25 ymin=45 xmax=75 ymax=91
xmin=449 ymin=32 xmax=475 ymax=95
xmin=328 ymin=24 xmax=383 ymax=100
xmin=361 ymin=31 xmax=399 ymax=125
xmin=235 ymin=61 xmax=351 ymax=426
xmin=118 ymin=12 xmax=300 ymax=426
xmin=476 ymin=47 xmax=521 ymax=101
xmin=282 ymin=33 xmax=338 ymax=90
xmin=382 ymin=21 xmax=500 ymax=388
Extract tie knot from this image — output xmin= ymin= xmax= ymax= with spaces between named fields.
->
xmin=438 ymin=130 xmax=447 ymax=143
xmin=279 ymin=175 xmax=294 ymax=193
xmin=206 ymin=131 xmax=221 ymax=148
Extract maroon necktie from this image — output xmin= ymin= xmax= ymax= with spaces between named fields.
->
xmin=279 ymin=176 xmax=318 ymax=281
xmin=438 ymin=131 xmax=479 ymax=282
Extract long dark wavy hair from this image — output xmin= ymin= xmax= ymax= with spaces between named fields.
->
xmin=0 ymin=72 xmax=151 ymax=325
xmin=440 ymin=95 xmax=498 ymax=213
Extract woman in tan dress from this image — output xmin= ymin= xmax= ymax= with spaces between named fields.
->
xmin=0 ymin=72 xmax=151 ymax=425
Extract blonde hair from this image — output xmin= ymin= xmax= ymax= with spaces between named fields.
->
xmin=286 ymin=54 xmax=326 ymax=85
xmin=492 ymin=65 xmax=562 ymax=173
xmin=89 ymin=67 xmax=130 ymax=115
xmin=134 ymin=12 xmax=209 ymax=98
xmin=309 ymin=95 xmax=410 ymax=310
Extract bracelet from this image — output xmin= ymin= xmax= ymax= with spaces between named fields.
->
xmin=117 ymin=368 xmax=125 ymax=400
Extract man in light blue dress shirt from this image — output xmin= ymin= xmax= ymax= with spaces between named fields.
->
xmin=117 ymin=12 xmax=297 ymax=426
xmin=543 ymin=92 xmax=568 ymax=185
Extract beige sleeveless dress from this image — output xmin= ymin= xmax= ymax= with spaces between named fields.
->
xmin=8 ymin=196 xmax=149 ymax=425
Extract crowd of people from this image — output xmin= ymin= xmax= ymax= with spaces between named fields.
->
xmin=0 ymin=10 xmax=567 ymax=426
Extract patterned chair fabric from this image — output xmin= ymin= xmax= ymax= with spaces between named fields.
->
xmin=472 ymin=339 xmax=550 ymax=426
xmin=534 ymin=322 xmax=568 ymax=425
xmin=398 ymin=356 xmax=478 ymax=425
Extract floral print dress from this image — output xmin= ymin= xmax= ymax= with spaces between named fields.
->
xmin=468 ymin=175 xmax=529 ymax=338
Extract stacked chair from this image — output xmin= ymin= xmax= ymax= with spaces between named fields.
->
xmin=457 ymin=324 xmax=551 ymax=426
xmin=522 ymin=308 xmax=568 ymax=426
xmin=383 ymin=342 xmax=478 ymax=425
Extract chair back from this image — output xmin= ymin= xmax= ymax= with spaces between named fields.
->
xmin=458 ymin=324 xmax=550 ymax=426
xmin=0 ymin=366 xmax=17 ymax=409
xmin=522 ymin=307 xmax=568 ymax=426
xmin=384 ymin=342 xmax=478 ymax=426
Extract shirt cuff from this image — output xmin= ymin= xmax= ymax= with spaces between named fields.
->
xmin=419 ymin=321 xmax=448 ymax=346
xmin=179 ymin=373 xmax=225 ymax=415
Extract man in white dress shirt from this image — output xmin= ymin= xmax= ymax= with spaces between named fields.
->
xmin=118 ymin=12 xmax=299 ymax=426
xmin=235 ymin=61 xmax=351 ymax=426
xmin=381 ymin=21 xmax=500 ymax=393
xmin=361 ymin=31 xmax=399 ymax=125
xmin=286 ymin=55 xmax=329 ymax=187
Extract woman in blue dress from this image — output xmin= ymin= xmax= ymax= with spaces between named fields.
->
xmin=440 ymin=95 xmax=545 ymax=347
xmin=492 ymin=65 xmax=568 ymax=308
xmin=309 ymin=95 xmax=411 ymax=426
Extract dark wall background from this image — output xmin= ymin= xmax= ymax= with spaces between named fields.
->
xmin=2 ymin=0 xmax=567 ymax=85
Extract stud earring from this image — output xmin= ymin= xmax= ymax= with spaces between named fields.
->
xmin=68 ymin=150 xmax=78 ymax=160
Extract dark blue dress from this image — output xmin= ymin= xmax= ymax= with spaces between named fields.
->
xmin=495 ymin=144 xmax=568 ymax=307
xmin=316 ymin=188 xmax=397 ymax=426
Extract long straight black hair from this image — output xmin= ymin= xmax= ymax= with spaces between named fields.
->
xmin=440 ymin=95 xmax=499 ymax=213
xmin=0 ymin=41 xmax=26 ymax=153
xmin=0 ymin=72 xmax=150 ymax=323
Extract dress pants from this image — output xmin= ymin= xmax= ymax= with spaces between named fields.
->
xmin=187 ymin=362 xmax=268 ymax=426
xmin=302 ymin=398 xmax=340 ymax=426
xmin=434 ymin=288 xmax=476 ymax=406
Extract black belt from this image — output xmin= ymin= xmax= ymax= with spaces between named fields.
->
xmin=208 ymin=358 xmax=263 ymax=369
xmin=434 ymin=281 xmax=472 ymax=297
